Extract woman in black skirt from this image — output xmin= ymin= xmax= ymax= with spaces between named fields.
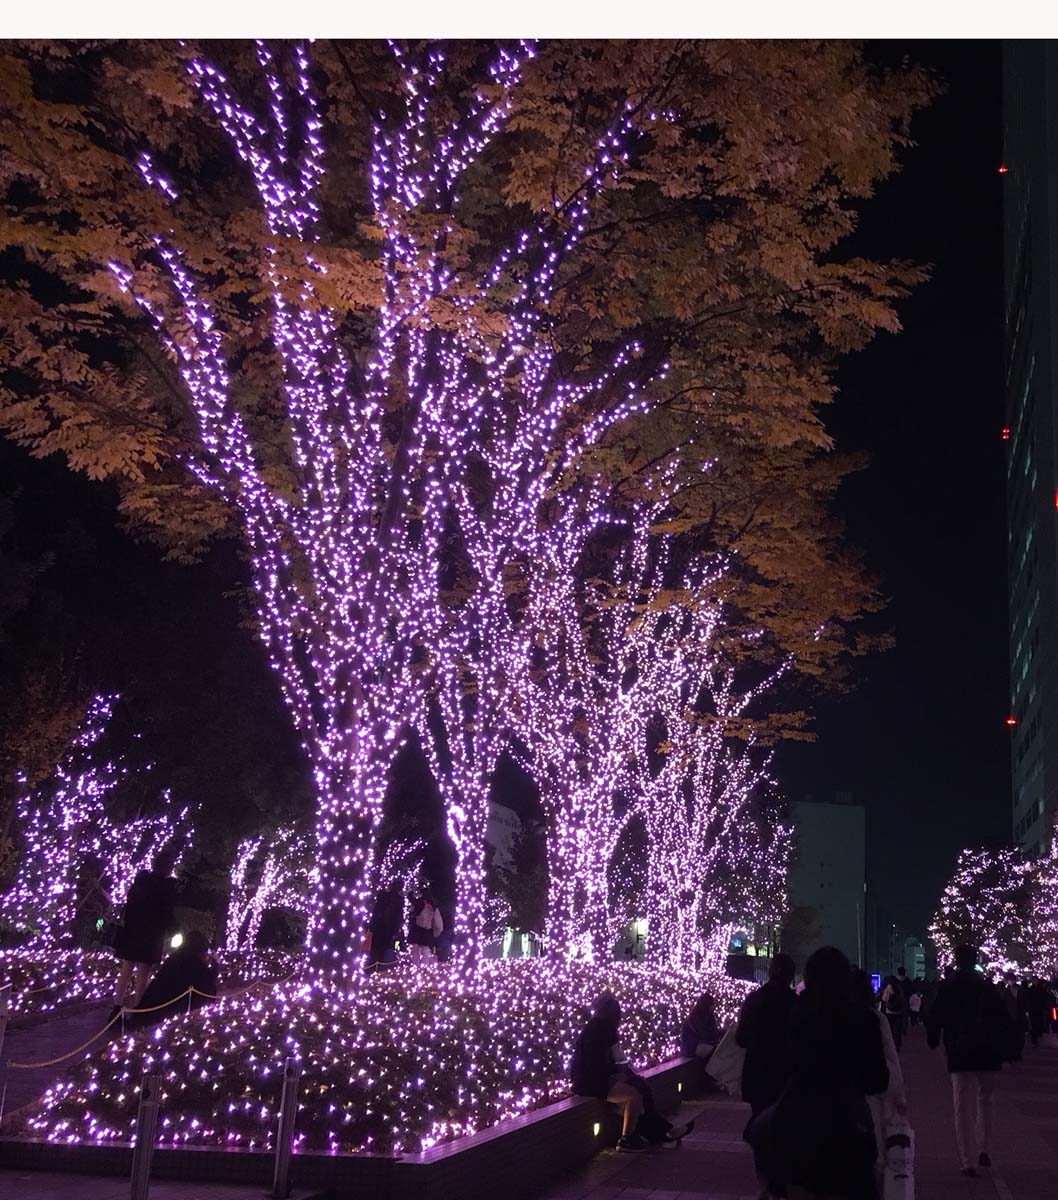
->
xmin=111 ymin=856 xmax=178 ymax=1013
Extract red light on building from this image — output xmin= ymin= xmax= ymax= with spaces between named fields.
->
xmin=1002 ymin=427 xmax=1011 ymax=440
xmin=1006 ymin=717 xmax=1017 ymax=727
xmin=998 ymin=164 xmax=1010 ymax=175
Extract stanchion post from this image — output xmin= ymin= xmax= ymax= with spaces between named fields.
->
xmin=0 ymin=982 xmax=11 ymax=1061
xmin=0 ymin=1059 xmax=9 ymax=1127
xmin=129 ymin=1071 xmax=162 ymax=1200
xmin=268 ymin=1056 xmax=302 ymax=1200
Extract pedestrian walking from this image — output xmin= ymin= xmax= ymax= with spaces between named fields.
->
xmin=735 ymin=952 xmax=797 ymax=1193
xmin=881 ymin=972 xmax=908 ymax=1051
xmin=854 ymin=968 xmax=908 ymax=1193
xmin=1026 ymin=978 xmax=1053 ymax=1046
xmin=908 ymin=989 xmax=922 ymax=1028
xmin=1000 ymin=974 xmax=1025 ymax=1062
xmin=926 ymin=944 xmax=1013 ymax=1178
xmin=750 ymin=947 xmax=888 ymax=1200
xmin=109 ymin=851 xmax=179 ymax=1018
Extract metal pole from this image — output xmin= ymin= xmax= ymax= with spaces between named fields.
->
xmin=268 ymin=1056 xmax=302 ymax=1200
xmin=0 ymin=1059 xmax=8 ymax=1127
xmin=0 ymin=982 xmax=11 ymax=1061
xmin=129 ymin=1071 xmax=161 ymax=1200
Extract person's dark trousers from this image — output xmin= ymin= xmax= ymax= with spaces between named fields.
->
xmin=623 ymin=1070 xmax=672 ymax=1142
xmin=744 ymin=1098 xmax=774 ymax=1179
xmin=886 ymin=1012 xmax=904 ymax=1052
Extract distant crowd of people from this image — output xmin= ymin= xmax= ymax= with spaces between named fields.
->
xmin=106 ymin=860 xmax=453 ymax=1021
xmin=571 ymin=943 xmax=1057 ymax=1198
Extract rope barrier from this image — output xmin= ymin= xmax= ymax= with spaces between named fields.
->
xmin=8 ymin=1009 xmax=125 ymax=1069
xmin=5 ymin=969 xmax=296 ymax=1071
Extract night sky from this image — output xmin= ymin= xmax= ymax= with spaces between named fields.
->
xmin=783 ymin=40 xmax=1010 ymax=939
xmin=0 ymin=41 xmax=1011 ymax=940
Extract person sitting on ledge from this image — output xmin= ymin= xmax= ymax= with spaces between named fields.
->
xmin=681 ymin=993 xmax=722 ymax=1060
xmin=126 ymin=928 xmax=219 ymax=1028
xmin=571 ymin=990 xmax=694 ymax=1152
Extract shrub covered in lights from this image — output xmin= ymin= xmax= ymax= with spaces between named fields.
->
xmin=20 ymin=960 xmax=749 ymax=1155
xmin=2 ymin=946 xmax=297 ymax=1021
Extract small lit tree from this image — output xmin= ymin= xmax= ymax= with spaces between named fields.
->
xmin=0 ymin=695 xmax=191 ymax=945
xmin=225 ymin=825 xmax=315 ymax=952
xmin=930 ymin=847 xmax=1035 ymax=976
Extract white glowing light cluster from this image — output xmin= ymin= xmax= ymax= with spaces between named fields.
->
xmin=225 ymin=827 xmax=316 ymax=952
xmin=20 ymin=959 xmax=749 ymax=1154
xmin=930 ymin=846 xmax=1036 ymax=977
xmin=0 ymin=948 xmax=119 ymax=1017
xmin=110 ymin=41 xmax=674 ymax=972
xmin=931 ymin=818 xmax=1058 ymax=980
xmin=1030 ymin=823 xmax=1058 ymax=979
xmin=0 ymin=697 xmax=190 ymax=947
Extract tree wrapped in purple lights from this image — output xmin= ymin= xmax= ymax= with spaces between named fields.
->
xmin=224 ymin=825 xmax=315 ymax=952
xmin=514 ymin=485 xmax=791 ymax=964
xmin=932 ymin=819 xmax=1058 ymax=981
xmin=0 ymin=696 xmax=122 ymax=944
xmin=0 ymin=695 xmax=191 ymax=946
xmin=929 ymin=846 xmax=1035 ymax=976
xmin=110 ymin=40 xmax=676 ymax=971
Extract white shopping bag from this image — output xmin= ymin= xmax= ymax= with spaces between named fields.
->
xmin=883 ymin=1124 xmax=914 ymax=1200
xmin=704 ymin=1024 xmax=744 ymax=1096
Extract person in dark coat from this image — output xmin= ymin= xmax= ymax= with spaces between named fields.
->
xmin=571 ymin=991 xmax=692 ymax=1152
xmin=126 ymin=929 xmax=219 ymax=1029
xmin=367 ymin=884 xmax=403 ymax=970
xmin=926 ymin=944 xmax=1012 ymax=1177
xmin=1026 ymin=979 xmax=1054 ymax=1045
xmin=751 ymin=946 xmax=888 ymax=1200
xmin=681 ymin=993 xmax=722 ymax=1060
xmin=111 ymin=854 xmax=179 ymax=1013
xmin=736 ymin=953 xmax=797 ymax=1119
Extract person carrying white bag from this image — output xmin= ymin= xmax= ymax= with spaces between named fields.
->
xmin=855 ymin=968 xmax=914 ymax=1200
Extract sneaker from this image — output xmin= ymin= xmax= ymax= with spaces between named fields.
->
xmin=978 ymin=1152 xmax=992 ymax=1168
xmin=616 ymin=1133 xmax=650 ymax=1153
xmin=960 ymin=1167 xmax=977 ymax=1178
xmin=664 ymin=1119 xmax=696 ymax=1143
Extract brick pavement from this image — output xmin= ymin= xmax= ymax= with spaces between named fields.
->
xmin=0 ymin=1170 xmax=318 ymax=1198
xmin=536 ymin=1027 xmax=1058 ymax=1200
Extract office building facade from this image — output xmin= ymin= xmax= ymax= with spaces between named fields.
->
xmin=1003 ymin=42 xmax=1058 ymax=855
xmin=783 ymin=794 xmax=866 ymax=970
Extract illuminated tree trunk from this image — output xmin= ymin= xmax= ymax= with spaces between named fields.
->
xmin=541 ymin=785 xmax=618 ymax=961
xmin=304 ymin=751 xmax=393 ymax=975
xmin=448 ymin=803 xmax=490 ymax=966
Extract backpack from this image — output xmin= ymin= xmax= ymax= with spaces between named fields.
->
xmin=884 ymin=983 xmax=906 ymax=1015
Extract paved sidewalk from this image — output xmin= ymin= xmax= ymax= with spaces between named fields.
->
xmin=905 ymin=1024 xmax=1058 ymax=1199
xmin=538 ymin=1028 xmax=1058 ymax=1200
xmin=0 ymin=1171 xmax=318 ymax=1199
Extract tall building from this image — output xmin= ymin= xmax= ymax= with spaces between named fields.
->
xmin=782 ymin=793 xmax=866 ymax=970
xmin=1003 ymin=43 xmax=1058 ymax=856
xmin=902 ymin=937 xmax=927 ymax=979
